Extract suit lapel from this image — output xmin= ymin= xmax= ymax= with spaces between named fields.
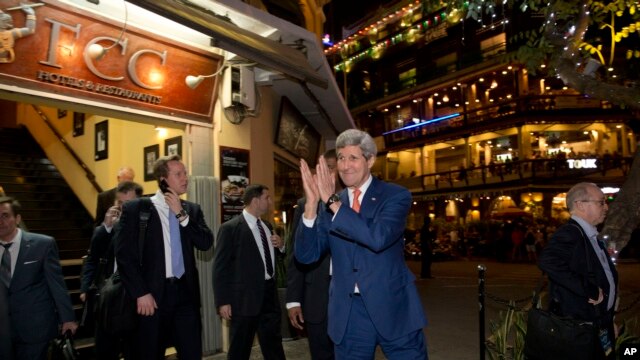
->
xmin=11 ymin=232 xmax=33 ymax=288
xmin=359 ymin=177 xmax=381 ymax=217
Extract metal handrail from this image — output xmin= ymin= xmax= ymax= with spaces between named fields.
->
xmin=388 ymin=156 xmax=632 ymax=193
xmin=30 ymin=105 xmax=103 ymax=193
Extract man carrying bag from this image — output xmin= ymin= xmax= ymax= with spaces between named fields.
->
xmin=80 ymin=181 xmax=142 ymax=360
xmin=531 ymin=182 xmax=618 ymax=359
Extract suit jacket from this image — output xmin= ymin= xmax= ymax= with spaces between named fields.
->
xmin=8 ymin=232 xmax=75 ymax=344
xmin=96 ymin=187 xmax=116 ymax=226
xmin=0 ymin=279 xmax=12 ymax=359
xmin=539 ymin=218 xmax=618 ymax=325
xmin=80 ymin=225 xmax=116 ymax=293
xmin=213 ymin=214 xmax=281 ymax=317
xmin=295 ymin=177 xmax=427 ymax=343
xmin=114 ymin=197 xmax=213 ymax=308
xmin=286 ymin=198 xmax=331 ymax=324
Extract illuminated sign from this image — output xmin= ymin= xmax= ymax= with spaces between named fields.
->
xmin=0 ymin=0 xmax=221 ymax=123
xmin=566 ymin=158 xmax=597 ymax=169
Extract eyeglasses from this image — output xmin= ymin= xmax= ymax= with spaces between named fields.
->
xmin=576 ymin=199 xmax=607 ymax=206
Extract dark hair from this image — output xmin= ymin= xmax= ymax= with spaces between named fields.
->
xmin=153 ymin=155 xmax=182 ymax=184
xmin=242 ymin=184 xmax=268 ymax=206
xmin=117 ymin=181 xmax=143 ymax=197
xmin=0 ymin=198 xmax=21 ymax=217
xmin=324 ymin=148 xmax=337 ymax=159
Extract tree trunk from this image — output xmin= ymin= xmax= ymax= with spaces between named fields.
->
xmin=601 ymin=148 xmax=640 ymax=252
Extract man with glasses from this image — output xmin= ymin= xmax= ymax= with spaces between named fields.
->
xmin=539 ymin=182 xmax=618 ymax=359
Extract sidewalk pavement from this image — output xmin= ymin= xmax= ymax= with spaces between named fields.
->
xmin=202 ymin=258 xmax=640 ymax=360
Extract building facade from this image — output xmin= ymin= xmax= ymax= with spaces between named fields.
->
xmin=325 ymin=0 xmax=638 ymax=230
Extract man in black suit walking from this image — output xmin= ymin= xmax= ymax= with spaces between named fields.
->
xmin=286 ymin=149 xmax=340 ymax=360
xmin=213 ymin=184 xmax=286 ymax=360
xmin=81 ymin=181 xmax=142 ymax=360
xmin=95 ymin=166 xmax=134 ymax=226
xmin=114 ymin=155 xmax=213 ymax=360
xmin=539 ymin=182 xmax=618 ymax=358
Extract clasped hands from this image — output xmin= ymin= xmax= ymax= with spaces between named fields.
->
xmin=300 ymin=156 xmax=336 ymax=217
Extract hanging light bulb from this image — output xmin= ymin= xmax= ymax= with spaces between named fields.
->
xmin=87 ymin=0 xmax=128 ymax=60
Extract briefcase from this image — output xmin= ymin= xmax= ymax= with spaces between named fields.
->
xmin=48 ymin=330 xmax=79 ymax=360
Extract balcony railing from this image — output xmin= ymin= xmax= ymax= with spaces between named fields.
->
xmin=388 ymin=156 xmax=632 ymax=194
xmin=383 ymin=94 xmax=624 ymax=147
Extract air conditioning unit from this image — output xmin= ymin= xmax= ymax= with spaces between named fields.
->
xmin=221 ymin=65 xmax=256 ymax=111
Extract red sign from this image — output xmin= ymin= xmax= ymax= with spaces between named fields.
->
xmin=0 ymin=0 xmax=221 ymax=123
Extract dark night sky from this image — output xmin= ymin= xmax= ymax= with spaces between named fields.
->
xmin=323 ymin=0 xmax=394 ymax=41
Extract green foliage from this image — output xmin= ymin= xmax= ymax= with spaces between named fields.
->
xmin=486 ymin=301 xmax=528 ymax=360
xmin=462 ymin=0 xmax=640 ymax=76
xmin=616 ymin=318 xmax=640 ymax=354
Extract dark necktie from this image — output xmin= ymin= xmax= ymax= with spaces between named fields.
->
xmin=257 ymin=219 xmax=274 ymax=277
xmin=1 ymin=243 xmax=12 ymax=288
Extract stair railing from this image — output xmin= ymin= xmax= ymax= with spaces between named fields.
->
xmin=30 ymin=105 xmax=103 ymax=193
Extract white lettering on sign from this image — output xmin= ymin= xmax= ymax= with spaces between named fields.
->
xmin=36 ymin=70 xmax=163 ymax=104
xmin=623 ymin=347 xmax=637 ymax=355
xmin=567 ymin=158 xmax=597 ymax=169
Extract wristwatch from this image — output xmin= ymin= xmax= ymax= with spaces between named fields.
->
xmin=326 ymin=193 xmax=341 ymax=207
xmin=175 ymin=209 xmax=187 ymax=219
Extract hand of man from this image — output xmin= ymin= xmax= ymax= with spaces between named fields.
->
xmin=219 ymin=304 xmax=232 ymax=320
xmin=104 ymin=205 xmax=121 ymax=227
xmin=271 ymin=234 xmax=284 ymax=249
xmin=315 ymin=155 xmax=336 ymax=203
xmin=79 ymin=292 xmax=86 ymax=302
xmin=300 ymin=159 xmax=319 ymax=218
xmin=288 ymin=306 xmax=305 ymax=330
xmin=61 ymin=321 xmax=78 ymax=335
xmin=164 ymin=189 xmax=184 ymax=216
xmin=588 ymin=288 xmax=604 ymax=305
xmin=137 ymin=293 xmax=158 ymax=316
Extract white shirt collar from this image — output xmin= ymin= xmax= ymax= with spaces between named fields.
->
xmin=351 ymin=174 xmax=373 ymax=198
xmin=1 ymin=228 xmax=21 ymax=247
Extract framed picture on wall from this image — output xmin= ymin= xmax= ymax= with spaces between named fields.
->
xmin=94 ymin=120 xmax=108 ymax=160
xmin=275 ymin=97 xmax=320 ymax=167
xmin=144 ymin=144 xmax=160 ymax=182
xmin=164 ymin=136 xmax=182 ymax=156
xmin=73 ymin=113 xmax=85 ymax=137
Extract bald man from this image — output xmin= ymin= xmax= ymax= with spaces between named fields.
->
xmin=95 ymin=167 xmax=135 ymax=226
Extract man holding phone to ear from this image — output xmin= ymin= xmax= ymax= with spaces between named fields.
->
xmin=114 ymin=155 xmax=214 ymax=360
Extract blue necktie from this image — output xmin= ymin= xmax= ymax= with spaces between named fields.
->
xmin=169 ymin=210 xmax=185 ymax=278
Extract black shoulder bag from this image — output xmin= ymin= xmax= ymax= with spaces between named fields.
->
xmin=524 ymin=225 xmax=601 ymax=360
xmin=98 ymin=198 xmax=152 ymax=335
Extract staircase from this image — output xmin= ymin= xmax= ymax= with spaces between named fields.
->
xmin=0 ymin=126 xmax=96 ymax=353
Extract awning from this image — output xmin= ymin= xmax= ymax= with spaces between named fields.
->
xmin=126 ymin=0 xmax=326 ymax=88
xmin=126 ymin=0 xmax=354 ymax=139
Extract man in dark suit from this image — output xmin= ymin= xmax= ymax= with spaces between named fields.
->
xmin=296 ymin=129 xmax=428 ymax=359
xmin=286 ymin=149 xmax=340 ymax=360
xmin=80 ymin=181 xmax=142 ymax=360
xmin=114 ymin=155 xmax=213 ymax=360
xmin=213 ymin=184 xmax=286 ymax=360
xmin=0 ymin=198 xmax=77 ymax=359
xmin=95 ymin=166 xmax=135 ymax=226
xmin=539 ymin=182 xmax=618 ymax=358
